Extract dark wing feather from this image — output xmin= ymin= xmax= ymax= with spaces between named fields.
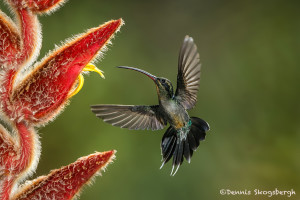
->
xmin=90 ymin=104 xmax=167 ymax=130
xmin=175 ymin=35 xmax=201 ymax=110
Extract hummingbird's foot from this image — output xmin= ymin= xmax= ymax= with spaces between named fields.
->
xmin=68 ymin=63 xmax=105 ymax=98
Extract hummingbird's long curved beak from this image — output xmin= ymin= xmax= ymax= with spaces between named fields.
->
xmin=117 ymin=66 xmax=157 ymax=81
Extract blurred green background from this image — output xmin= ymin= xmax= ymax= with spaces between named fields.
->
xmin=2 ymin=0 xmax=300 ymax=199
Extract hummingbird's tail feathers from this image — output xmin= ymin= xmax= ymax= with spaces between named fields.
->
xmin=190 ymin=117 xmax=209 ymax=144
xmin=160 ymin=125 xmax=186 ymax=176
xmin=160 ymin=126 xmax=177 ymax=167
xmin=160 ymin=117 xmax=209 ymax=176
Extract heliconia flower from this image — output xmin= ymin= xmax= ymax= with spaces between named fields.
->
xmin=12 ymin=151 xmax=116 ymax=200
xmin=0 ymin=122 xmax=40 ymax=200
xmin=4 ymin=18 xmax=122 ymax=125
xmin=0 ymin=7 xmax=40 ymax=69
xmin=5 ymin=0 xmax=67 ymax=14
xmin=0 ymin=0 xmax=123 ymax=199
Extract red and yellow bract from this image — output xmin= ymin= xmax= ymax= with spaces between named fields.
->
xmin=0 ymin=0 xmax=123 ymax=199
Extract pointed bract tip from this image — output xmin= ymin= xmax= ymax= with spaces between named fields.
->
xmin=117 ymin=18 xmax=125 ymax=26
xmin=12 ymin=150 xmax=116 ymax=200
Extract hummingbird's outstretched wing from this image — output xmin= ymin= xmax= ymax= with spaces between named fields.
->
xmin=175 ymin=35 xmax=201 ymax=110
xmin=91 ymin=105 xmax=167 ymax=130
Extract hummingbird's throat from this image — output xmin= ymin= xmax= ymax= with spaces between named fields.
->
xmin=156 ymin=86 xmax=173 ymax=102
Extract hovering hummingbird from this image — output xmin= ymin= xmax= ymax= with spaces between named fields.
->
xmin=91 ymin=35 xmax=209 ymax=175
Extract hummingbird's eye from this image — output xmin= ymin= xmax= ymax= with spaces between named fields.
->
xmin=161 ymin=79 xmax=166 ymax=84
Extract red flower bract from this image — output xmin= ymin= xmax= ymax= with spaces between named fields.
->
xmin=0 ymin=0 xmax=123 ymax=199
xmin=9 ymin=19 xmax=122 ymax=125
xmin=12 ymin=151 xmax=116 ymax=200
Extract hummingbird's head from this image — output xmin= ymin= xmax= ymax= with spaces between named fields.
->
xmin=155 ymin=77 xmax=174 ymax=99
xmin=117 ymin=66 xmax=174 ymax=100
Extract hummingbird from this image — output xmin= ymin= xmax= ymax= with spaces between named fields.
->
xmin=91 ymin=35 xmax=209 ymax=175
